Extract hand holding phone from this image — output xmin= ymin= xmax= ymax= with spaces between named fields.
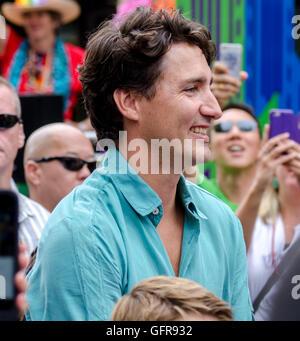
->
xmin=219 ymin=43 xmax=243 ymax=80
xmin=269 ymin=109 xmax=300 ymax=144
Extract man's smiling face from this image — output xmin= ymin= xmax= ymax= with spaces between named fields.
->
xmin=135 ymin=42 xmax=222 ymax=169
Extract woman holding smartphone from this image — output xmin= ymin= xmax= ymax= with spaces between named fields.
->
xmin=195 ymin=102 xmax=300 ymax=320
xmin=247 ymin=143 xmax=300 ymax=320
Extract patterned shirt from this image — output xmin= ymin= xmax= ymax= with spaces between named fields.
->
xmin=0 ymin=28 xmax=84 ymax=120
xmin=11 ymin=181 xmax=50 ymax=258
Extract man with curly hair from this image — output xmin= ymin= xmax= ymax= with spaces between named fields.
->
xmin=25 ymin=7 xmax=253 ymax=321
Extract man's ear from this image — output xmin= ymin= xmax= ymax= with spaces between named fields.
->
xmin=25 ymin=161 xmax=41 ymax=186
xmin=18 ymin=123 xmax=25 ymax=149
xmin=113 ymin=88 xmax=140 ymax=122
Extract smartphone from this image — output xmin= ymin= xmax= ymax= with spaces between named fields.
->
xmin=0 ymin=190 xmax=19 ymax=321
xmin=219 ymin=43 xmax=243 ymax=80
xmin=269 ymin=109 xmax=300 ymax=143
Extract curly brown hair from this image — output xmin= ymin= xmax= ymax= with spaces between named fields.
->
xmin=79 ymin=6 xmax=216 ymax=142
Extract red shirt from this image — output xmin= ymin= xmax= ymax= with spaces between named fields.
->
xmin=0 ymin=28 xmax=85 ymax=120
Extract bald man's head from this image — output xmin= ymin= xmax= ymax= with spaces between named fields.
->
xmin=24 ymin=123 xmax=92 ymax=164
xmin=24 ymin=123 xmax=96 ymax=212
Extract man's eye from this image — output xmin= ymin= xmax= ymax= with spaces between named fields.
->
xmin=185 ymin=87 xmax=197 ymax=93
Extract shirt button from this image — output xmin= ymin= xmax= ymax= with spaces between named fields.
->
xmin=152 ymin=208 xmax=159 ymax=215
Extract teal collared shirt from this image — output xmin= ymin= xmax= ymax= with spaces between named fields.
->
xmin=26 ymin=147 xmax=253 ymax=321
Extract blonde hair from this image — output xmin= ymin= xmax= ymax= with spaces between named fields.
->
xmin=258 ymin=183 xmax=280 ymax=225
xmin=110 ymin=276 xmax=233 ymax=321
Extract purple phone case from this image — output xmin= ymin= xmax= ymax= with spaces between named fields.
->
xmin=269 ymin=109 xmax=300 ymax=143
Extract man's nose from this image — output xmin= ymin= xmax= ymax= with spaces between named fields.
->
xmin=200 ymin=90 xmax=222 ymax=120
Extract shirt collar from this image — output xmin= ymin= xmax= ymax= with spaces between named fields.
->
xmin=99 ymin=147 xmax=208 ymax=221
xmin=177 ymin=175 xmax=208 ymax=221
xmin=100 ymin=147 xmax=161 ymax=216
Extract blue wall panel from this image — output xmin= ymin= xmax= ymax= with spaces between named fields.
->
xmin=246 ymin=0 xmax=300 ymax=117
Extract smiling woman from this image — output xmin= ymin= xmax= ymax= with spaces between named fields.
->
xmin=247 ymin=141 xmax=300 ymax=321
xmin=197 ymin=102 xmax=261 ymax=209
xmin=194 ymin=100 xmax=300 ymax=320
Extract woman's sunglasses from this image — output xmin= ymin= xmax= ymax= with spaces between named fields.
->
xmin=0 ymin=114 xmax=23 ymax=130
xmin=212 ymin=120 xmax=258 ymax=133
xmin=33 ymin=156 xmax=97 ymax=173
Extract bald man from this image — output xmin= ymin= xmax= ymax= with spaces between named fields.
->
xmin=24 ymin=123 xmax=96 ymax=213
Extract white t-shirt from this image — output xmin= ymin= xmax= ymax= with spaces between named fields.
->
xmin=247 ymin=215 xmax=300 ymax=303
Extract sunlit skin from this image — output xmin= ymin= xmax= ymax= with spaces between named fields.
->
xmin=276 ymin=164 xmax=300 ymax=192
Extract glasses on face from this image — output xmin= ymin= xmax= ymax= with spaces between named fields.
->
xmin=212 ymin=120 xmax=258 ymax=133
xmin=33 ymin=156 xmax=97 ymax=173
xmin=0 ymin=114 xmax=22 ymax=130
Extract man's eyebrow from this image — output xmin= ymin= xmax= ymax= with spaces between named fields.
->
xmin=180 ymin=76 xmax=213 ymax=86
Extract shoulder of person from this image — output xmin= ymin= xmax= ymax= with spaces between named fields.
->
xmin=47 ymin=171 xmax=121 ymax=232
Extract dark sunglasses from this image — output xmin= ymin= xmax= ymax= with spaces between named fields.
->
xmin=0 ymin=114 xmax=23 ymax=130
xmin=33 ymin=156 xmax=97 ymax=173
xmin=212 ymin=120 xmax=258 ymax=133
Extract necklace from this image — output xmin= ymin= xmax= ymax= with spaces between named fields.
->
xmin=25 ymin=49 xmax=54 ymax=93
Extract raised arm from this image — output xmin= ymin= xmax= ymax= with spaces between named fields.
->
xmin=211 ymin=61 xmax=248 ymax=109
xmin=286 ymin=142 xmax=300 ymax=184
xmin=236 ymin=125 xmax=298 ymax=251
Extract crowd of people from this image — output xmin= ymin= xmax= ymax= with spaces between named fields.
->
xmin=0 ymin=0 xmax=299 ymax=322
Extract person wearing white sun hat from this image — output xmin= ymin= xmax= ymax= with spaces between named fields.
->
xmin=0 ymin=0 xmax=91 ymax=130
